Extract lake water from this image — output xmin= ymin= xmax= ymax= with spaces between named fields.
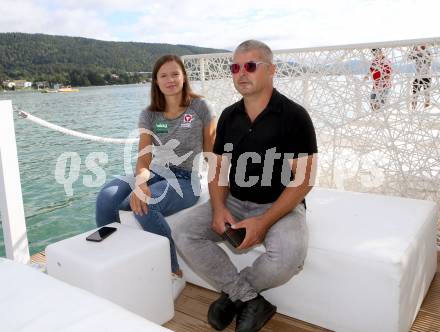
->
xmin=0 ymin=84 xmax=151 ymax=256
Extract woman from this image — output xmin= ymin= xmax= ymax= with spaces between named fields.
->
xmin=96 ymin=54 xmax=216 ymax=299
xmin=366 ymin=48 xmax=392 ymax=111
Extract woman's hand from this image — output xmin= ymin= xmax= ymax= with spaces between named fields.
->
xmin=130 ymin=182 xmax=151 ymax=216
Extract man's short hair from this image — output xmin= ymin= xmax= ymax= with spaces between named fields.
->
xmin=234 ymin=40 xmax=273 ymax=63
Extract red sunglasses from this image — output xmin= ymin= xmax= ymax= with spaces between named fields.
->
xmin=229 ymin=61 xmax=268 ymax=74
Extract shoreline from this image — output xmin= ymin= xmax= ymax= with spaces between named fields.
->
xmin=1 ymin=83 xmax=150 ymax=94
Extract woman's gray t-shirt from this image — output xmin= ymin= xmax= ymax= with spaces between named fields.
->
xmin=138 ymin=98 xmax=215 ymax=172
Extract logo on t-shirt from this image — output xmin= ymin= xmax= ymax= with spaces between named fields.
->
xmin=181 ymin=114 xmax=193 ymax=128
xmin=155 ymin=121 xmax=168 ymax=133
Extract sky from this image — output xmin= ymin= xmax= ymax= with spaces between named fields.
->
xmin=1 ymin=0 xmax=440 ymax=51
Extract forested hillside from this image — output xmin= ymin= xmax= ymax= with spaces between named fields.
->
xmin=0 ymin=33 xmax=226 ymax=86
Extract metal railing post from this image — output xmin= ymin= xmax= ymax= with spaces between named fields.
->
xmin=0 ymin=100 xmax=30 ymax=263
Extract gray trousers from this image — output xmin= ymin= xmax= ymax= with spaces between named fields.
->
xmin=172 ymin=194 xmax=308 ymax=302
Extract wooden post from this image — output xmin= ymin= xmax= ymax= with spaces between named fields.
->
xmin=0 ymin=100 xmax=30 ymax=263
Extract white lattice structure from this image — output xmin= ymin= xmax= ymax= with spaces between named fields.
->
xmin=183 ymin=37 xmax=440 ymax=242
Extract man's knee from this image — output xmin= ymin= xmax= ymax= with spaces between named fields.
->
xmin=270 ymin=248 xmax=306 ymax=280
xmin=171 ymin=210 xmax=200 ymax=251
xmin=172 ymin=201 xmax=214 ymax=251
xmin=264 ymin=235 xmax=308 ymax=283
xmin=254 ymin=256 xmax=303 ymax=291
xmin=172 ymin=219 xmax=190 ymax=250
xmin=281 ymin=252 xmax=306 ymax=279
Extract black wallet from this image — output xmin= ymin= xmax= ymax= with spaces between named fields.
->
xmin=222 ymin=223 xmax=246 ymax=248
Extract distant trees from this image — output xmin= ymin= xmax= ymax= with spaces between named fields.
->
xmin=87 ymin=71 xmax=106 ymax=86
xmin=0 ymin=32 xmax=225 ymax=87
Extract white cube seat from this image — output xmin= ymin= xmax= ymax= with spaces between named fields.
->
xmin=46 ymin=223 xmax=174 ymax=325
xmin=0 ymin=258 xmax=172 ymax=332
xmin=120 ymin=187 xmax=438 ymax=332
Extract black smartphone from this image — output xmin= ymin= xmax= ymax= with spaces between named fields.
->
xmin=222 ymin=223 xmax=246 ymax=248
xmin=86 ymin=226 xmax=117 ymax=242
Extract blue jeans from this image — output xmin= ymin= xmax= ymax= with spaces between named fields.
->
xmin=96 ymin=166 xmax=200 ymax=273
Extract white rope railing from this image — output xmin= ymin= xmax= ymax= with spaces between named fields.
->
xmin=15 ymin=109 xmax=138 ymax=144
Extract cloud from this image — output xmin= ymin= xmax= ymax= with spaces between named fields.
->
xmin=0 ymin=0 xmax=115 ymax=40
xmin=1 ymin=0 xmax=439 ymax=50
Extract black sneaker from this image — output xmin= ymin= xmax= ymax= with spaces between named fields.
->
xmin=208 ymin=292 xmax=237 ymax=330
xmin=235 ymin=294 xmax=277 ymax=332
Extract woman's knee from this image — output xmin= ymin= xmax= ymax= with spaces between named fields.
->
xmin=97 ymin=178 xmax=131 ymax=206
xmin=148 ymin=182 xmax=198 ymax=216
xmin=96 ymin=185 xmax=113 ymax=206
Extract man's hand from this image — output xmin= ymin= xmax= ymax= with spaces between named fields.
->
xmin=130 ymin=182 xmax=151 ymax=216
xmin=212 ymin=206 xmax=236 ymax=235
xmin=232 ymin=216 xmax=269 ymax=250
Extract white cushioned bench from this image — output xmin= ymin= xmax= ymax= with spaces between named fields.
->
xmin=0 ymin=258 xmax=172 ymax=332
xmin=119 ymin=187 xmax=438 ymax=332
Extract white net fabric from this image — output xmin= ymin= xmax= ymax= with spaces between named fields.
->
xmin=183 ymin=38 xmax=440 ymax=246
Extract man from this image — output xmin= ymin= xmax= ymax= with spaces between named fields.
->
xmin=174 ymin=40 xmax=317 ymax=332
xmin=409 ymin=44 xmax=432 ymax=109
xmin=366 ymin=48 xmax=392 ymax=111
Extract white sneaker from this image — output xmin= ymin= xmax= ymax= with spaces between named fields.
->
xmin=171 ymin=273 xmax=186 ymax=300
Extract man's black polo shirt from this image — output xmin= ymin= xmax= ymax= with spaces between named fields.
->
xmin=213 ymin=88 xmax=317 ymax=204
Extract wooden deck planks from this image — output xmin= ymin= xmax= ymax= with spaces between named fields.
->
xmin=167 ymin=284 xmax=331 ymax=332
xmin=31 ymin=251 xmax=440 ymax=332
